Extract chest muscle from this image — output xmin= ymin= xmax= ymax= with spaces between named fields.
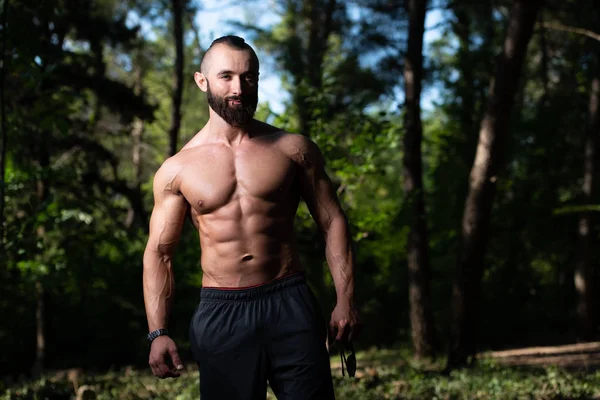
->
xmin=179 ymin=144 xmax=297 ymax=214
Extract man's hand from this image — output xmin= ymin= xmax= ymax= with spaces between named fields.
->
xmin=329 ymin=302 xmax=360 ymax=344
xmin=149 ymin=336 xmax=185 ymax=379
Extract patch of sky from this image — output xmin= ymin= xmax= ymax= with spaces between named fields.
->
xmin=130 ymin=0 xmax=457 ymax=115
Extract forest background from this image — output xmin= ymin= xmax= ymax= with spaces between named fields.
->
xmin=1 ymin=0 xmax=599 ymax=393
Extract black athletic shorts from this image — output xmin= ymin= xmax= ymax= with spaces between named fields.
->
xmin=189 ymin=272 xmax=336 ymax=400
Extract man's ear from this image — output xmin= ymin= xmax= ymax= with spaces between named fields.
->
xmin=194 ymin=72 xmax=208 ymax=92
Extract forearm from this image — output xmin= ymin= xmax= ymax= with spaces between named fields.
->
xmin=324 ymin=214 xmax=355 ymax=305
xmin=143 ymin=247 xmax=176 ymax=332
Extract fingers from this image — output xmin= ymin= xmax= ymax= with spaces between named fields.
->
xmin=156 ymin=360 xmax=181 ymax=379
xmin=328 ymin=321 xmax=337 ymax=345
xmin=330 ymin=311 xmax=361 ymax=344
xmin=335 ymin=319 xmax=348 ymax=342
xmin=149 ymin=342 xmax=184 ymax=379
xmin=150 ymin=357 xmax=170 ymax=379
xmin=348 ymin=321 xmax=361 ymax=342
xmin=168 ymin=346 xmax=185 ymax=371
xmin=150 ymin=357 xmax=174 ymax=379
xmin=330 ymin=319 xmax=357 ymax=343
xmin=150 ymin=361 xmax=181 ymax=379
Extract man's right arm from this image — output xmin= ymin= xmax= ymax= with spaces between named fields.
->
xmin=143 ymin=162 xmax=188 ymax=378
xmin=143 ymin=162 xmax=187 ymax=331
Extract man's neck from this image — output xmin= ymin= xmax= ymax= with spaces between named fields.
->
xmin=206 ymin=113 xmax=255 ymax=145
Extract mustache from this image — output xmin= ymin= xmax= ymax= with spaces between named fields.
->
xmin=226 ymin=95 xmax=248 ymax=102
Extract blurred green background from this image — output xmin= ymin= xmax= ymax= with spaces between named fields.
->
xmin=0 ymin=1 xmax=598 ymax=395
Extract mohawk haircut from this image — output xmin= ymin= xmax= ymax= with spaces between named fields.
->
xmin=200 ymin=35 xmax=260 ymax=74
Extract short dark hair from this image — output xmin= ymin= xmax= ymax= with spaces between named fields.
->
xmin=211 ymin=35 xmax=250 ymax=49
xmin=201 ymin=35 xmax=259 ymax=74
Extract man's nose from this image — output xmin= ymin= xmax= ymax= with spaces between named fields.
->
xmin=230 ymin=76 xmax=242 ymax=95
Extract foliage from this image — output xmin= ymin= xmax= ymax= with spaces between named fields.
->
xmin=2 ymin=349 xmax=600 ymax=400
xmin=2 ymin=0 xmax=600 ymax=381
xmin=1 ymin=0 xmax=204 ymax=375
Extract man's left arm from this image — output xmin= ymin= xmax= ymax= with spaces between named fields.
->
xmin=297 ymin=137 xmax=360 ymax=342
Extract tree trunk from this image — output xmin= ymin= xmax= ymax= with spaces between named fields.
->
xmin=454 ymin=1 xmax=495 ymax=166
xmin=0 ymin=0 xmax=8 ymax=249
xmin=575 ymin=70 xmax=599 ymax=341
xmin=31 ymin=128 xmax=50 ymax=377
xmin=453 ymin=5 xmax=474 ymax=140
xmin=126 ymin=62 xmax=145 ymax=229
xmin=538 ymin=12 xmax=549 ymax=103
xmin=168 ymin=0 xmax=184 ymax=157
xmin=294 ymin=0 xmax=336 ymax=136
xmin=126 ymin=121 xmax=144 ymax=228
xmin=31 ymin=280 xmax=45 ymax=378
xmin=447 ymin=0 xmax=542 ymax=369
xmin=403 ymin=0 xmax=436 ymax=359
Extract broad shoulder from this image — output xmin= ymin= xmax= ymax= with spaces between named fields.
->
xmin=276 ymin=132 xmax=324 ymax=169
xmin=153 ymin=142 xmax=230 ymax=194
xmin=153 ymin=154 xmax=187 ymax=194
xmin=253 ymin=123 xmax=323 ymax=167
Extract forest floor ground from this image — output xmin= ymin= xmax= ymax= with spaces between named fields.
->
xmin=476 ymin=341 xmax=600 ymax=369
xmin=3 ymin=342 xmax=600 ymax=399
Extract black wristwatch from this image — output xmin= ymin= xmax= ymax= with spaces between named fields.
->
xmin=147 ymin=328 xmax=169 ymax=346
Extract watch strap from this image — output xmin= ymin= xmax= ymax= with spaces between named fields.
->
xmin=147 ymin=328 xmax=169 ymax=346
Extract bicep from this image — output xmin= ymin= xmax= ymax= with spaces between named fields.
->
xmin=147 ymin=182 xmax=188 ymax=255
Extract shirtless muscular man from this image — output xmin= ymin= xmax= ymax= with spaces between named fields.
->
xmin=143 ymin=35 xmax=359 ymax=399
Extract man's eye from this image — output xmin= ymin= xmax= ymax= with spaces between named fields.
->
xmin=221 ymin=75 xmax=231 ymax=79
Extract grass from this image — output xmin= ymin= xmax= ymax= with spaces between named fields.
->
xmin=2 ymin=348 xmax=600 ymax=399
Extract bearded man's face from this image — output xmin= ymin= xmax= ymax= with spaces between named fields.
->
xmin=207 ymin=80 xmax=258 ymax=127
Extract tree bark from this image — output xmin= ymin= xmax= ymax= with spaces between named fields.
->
xmin=0 ymin=0 xmax=8 ymax=249
xmin=31 ymin=139 xmax=50 ymax=378
xmin=126 ymin=61 xmax=145 ymax=229
xmin=294 ymin=0 xmax=336 ymax=136
xmin=453 ymin=5 xmax=474 ymax=140
xmin=538 ymin=12 xmax=549 ymax=103
xmin=168 ymin=0 xmax=184 ymax=157
xmin=403 ymin=0 xmax=436 ymax=359
xmin=575 ymin=69 xmax=599 ymax=341
xmin=126 ymin=118 xmax=144 ymax=228
xmin=447 ymin=0 xmax=543 ymax=369
xmin=31 ymin=280 xmax=45 ymax=378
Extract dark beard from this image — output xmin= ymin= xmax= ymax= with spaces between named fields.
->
xmin=206 ymin=81 xmax=258 ymax=127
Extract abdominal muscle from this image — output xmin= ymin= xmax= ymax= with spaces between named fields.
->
xmin=194 ymin=196 xmax=303 ymax=288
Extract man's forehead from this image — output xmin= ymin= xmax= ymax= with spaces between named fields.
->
xmin=204 ymin=44 xmax=258 ymax=75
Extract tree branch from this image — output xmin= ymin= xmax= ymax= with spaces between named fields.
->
xmin=541 ymin=22 xmax=600 ymax=43
xmin=187 ymin=13 xmax=203 ymax=65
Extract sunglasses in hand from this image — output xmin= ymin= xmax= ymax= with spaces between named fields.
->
xmin=337 ymin=341 xmax=356 ymax=378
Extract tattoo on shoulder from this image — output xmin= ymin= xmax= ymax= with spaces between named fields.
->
xmin=288 ymin=137 xmax=319 ymax=169
xmin=300 ymin=148 xmax=314 ymax=169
